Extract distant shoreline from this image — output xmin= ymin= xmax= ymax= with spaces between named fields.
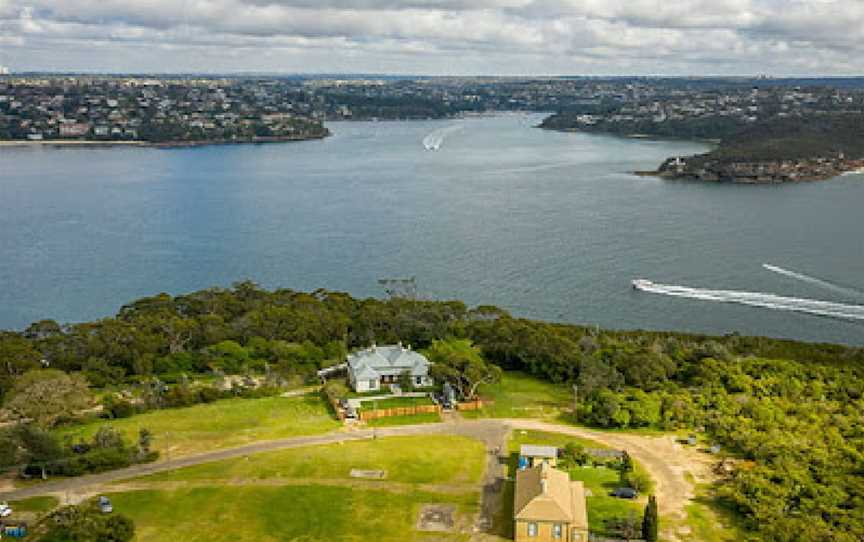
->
xmin=0 ymin=132 xmax=330 ymax=150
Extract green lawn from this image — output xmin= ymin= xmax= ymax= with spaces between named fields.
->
xmin=366 ymin=412 xmax=442 ymax=427
xmin=110 ymin=486 xmax=477 ymax=542
xmin=461 ymin=372 xmax=571 ymax=420
xmin=58 ymin=393 xmax=340 ymax=457
xmin=138 ymin=435 xmax=485 ymax=485
xmin=366 ymin=396 xmax=435 ymax=409
xmin=506 ymin=430 xmax=643 ymax=537
xmin=8 ymin=495 xmax=60 ymax=514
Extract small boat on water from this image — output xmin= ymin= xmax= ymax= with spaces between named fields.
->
xmin=632 ymin=279 xmax=654 ymax=290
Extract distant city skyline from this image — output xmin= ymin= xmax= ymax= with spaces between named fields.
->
xmin=0 ymin=1 xmax=862 ymax=76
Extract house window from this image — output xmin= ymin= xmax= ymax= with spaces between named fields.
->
xmin=368 ymin=379 xmax=377 ymax=389
xmin=553 ymin=524 xmax=562 ymax=539
xmin=527 ymin=523 xmax=538 ymax=537
xmin=415 ymin=376 xmax=422 ymax=386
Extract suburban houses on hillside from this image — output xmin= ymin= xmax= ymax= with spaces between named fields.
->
xmin=346 ymin=343 xmax=433 ymax=392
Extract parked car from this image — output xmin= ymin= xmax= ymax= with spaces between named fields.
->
xmin=610 ymin=487 xmax=638 ymax=499
xmin=0 ymin=501 xmax=12 ymax=517
xmin=98 ymin=496 xmax=113 ymax=513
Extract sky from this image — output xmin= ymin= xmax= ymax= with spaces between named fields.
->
xmin=0 ymin=0 xmax=861 ymax=76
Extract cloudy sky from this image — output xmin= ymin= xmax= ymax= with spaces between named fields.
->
xmin=0 ymin=0 xmax=861 ymax=75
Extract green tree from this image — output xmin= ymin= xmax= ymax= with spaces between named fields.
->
xmin=4 ymin=370 xmax=93 ymax=428
xmin=642 ymin=495 xmax=659 ymax=542
xmin=0 ymin=428 xmax=21 ymax=469
xmin=17 ymin=424 xmax=64 ymax=479
xmin=92 ymin=426 xmax=124 ymax=450
xmin=398 ymin=370 xmax=414 ymax=392
xmin=207 ymin=340 xmax=250 ymax=373
xmin=562 ymin=441 xmax=590 ymax=466
xmin=426 ymin=338 xmax=501 ymax=400
xmin=0 ymin=332 xmax=42 ymax=396
xmin=322 ymin=380 xmax=349 ymax=403
xmin=137 ymin=428 xmax=153 ymax=459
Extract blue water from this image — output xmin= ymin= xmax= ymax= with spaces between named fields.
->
xmin=2 ymin=114 xmax=863 ymax=344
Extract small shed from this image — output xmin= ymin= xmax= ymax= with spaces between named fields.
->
xmin=519 ymin=444 xmax=558 ymax=468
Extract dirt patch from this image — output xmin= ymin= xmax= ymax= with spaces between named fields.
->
xmin=417 ymin=504 xmax=456 ymax=532
xmin=349 ymin=469 xmax=386 ymax=480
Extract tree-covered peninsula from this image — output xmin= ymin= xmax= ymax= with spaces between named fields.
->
xmin=656 ymin=114 xmax=864 ymax=182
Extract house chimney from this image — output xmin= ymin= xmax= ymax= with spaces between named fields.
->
xmin=540 ymin=462 xmax=550 ymax=494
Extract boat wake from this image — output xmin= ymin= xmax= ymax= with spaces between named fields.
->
xmin=762 ymin=264 xmax=864 ymax=299
xmin=422 ymin=124 xmax=463 ymax=151
xmin=632 ymin=279 xmax=864 ymax=321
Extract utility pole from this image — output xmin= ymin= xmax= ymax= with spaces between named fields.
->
xmin=372 ymin=399 xmax=378 ymax=440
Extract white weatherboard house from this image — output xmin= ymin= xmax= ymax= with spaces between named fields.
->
xmin=347 ymin=343 xmax=433 ymax=392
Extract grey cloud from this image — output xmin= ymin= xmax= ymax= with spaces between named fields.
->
xmin=0 ymin=0 xmax=863 ymax=75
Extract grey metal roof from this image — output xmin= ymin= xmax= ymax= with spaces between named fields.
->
xmin=520 ymin=445 xmax=558 ymax=458
xmin=352 ymin=363 xmax=380 ymax=379
xmin=347 ymin=344 xmax=430 ymax=376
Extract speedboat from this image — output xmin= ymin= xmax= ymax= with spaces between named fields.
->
xmin=631 ymin=279 xmax=653 ymax=290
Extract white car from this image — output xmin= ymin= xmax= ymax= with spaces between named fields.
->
xmin=0 ymin=501 xmax=12 ymax=517
xmin=98 ymin=496 xmax=113 ymax=513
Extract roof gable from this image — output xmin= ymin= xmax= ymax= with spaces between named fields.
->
xmin=352 ymin=363 xmax=379 ymax=379
xmin=514 ymin=463 xmax=585 ymax=524
xmin=347 ymin=344 xmax=430 ymax=374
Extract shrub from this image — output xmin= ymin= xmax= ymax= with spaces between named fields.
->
xmin=102 ymin=396 xmax=136 ymax=419
xmin=38 ymin=502 xmax=134 ymax=542
xmin=197 ymin=386 xmax=223 ymax=403
xmin=163 ymin=386 xmax=196 ymax=408
xmin=625 ymin=470 xmax=653 ymax=493
xmin=323 ymin=380 xmax=349 ymax=402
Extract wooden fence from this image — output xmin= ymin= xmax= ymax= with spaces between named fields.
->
xmin=359 ymin=404 xmax=441 ymax=421
xmin=455 ymin=399 xmax=491 ymax=411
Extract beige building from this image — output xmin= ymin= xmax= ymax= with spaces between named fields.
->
xmin=514 ymin=463 xmax=588 ymax=542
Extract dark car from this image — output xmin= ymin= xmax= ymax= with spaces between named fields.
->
xmin=610 ymin=487 xmax=638 ymax=499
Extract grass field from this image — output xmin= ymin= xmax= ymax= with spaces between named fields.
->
xmin=58 ymin=393 xmax=340 ymax=457
xmin=461 ymin=372 xmax=571 ymax=420
xmin=111 ymin=485 xmax=477 ymax=542
xmin=367 ymin=396 xmax=435 ymax=409
xmin=506 ymin=430 xmax=643 ymax=537
xmin=366 ymin=412 xmax=442 ymax=427
xmin=138 ymin=435 xmax=485 ymax=485
xmin=8 ymin=495 xmax=60 ymax=513
xmin=672 ymin=491 xmax=745 ymax=542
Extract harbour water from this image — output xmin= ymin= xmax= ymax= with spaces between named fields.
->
xmin=2 ymin=113 xmax=863 ymax=344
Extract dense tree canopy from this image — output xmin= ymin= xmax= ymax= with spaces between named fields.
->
xmin=0 ymin=283 xmax=862 ymax=540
